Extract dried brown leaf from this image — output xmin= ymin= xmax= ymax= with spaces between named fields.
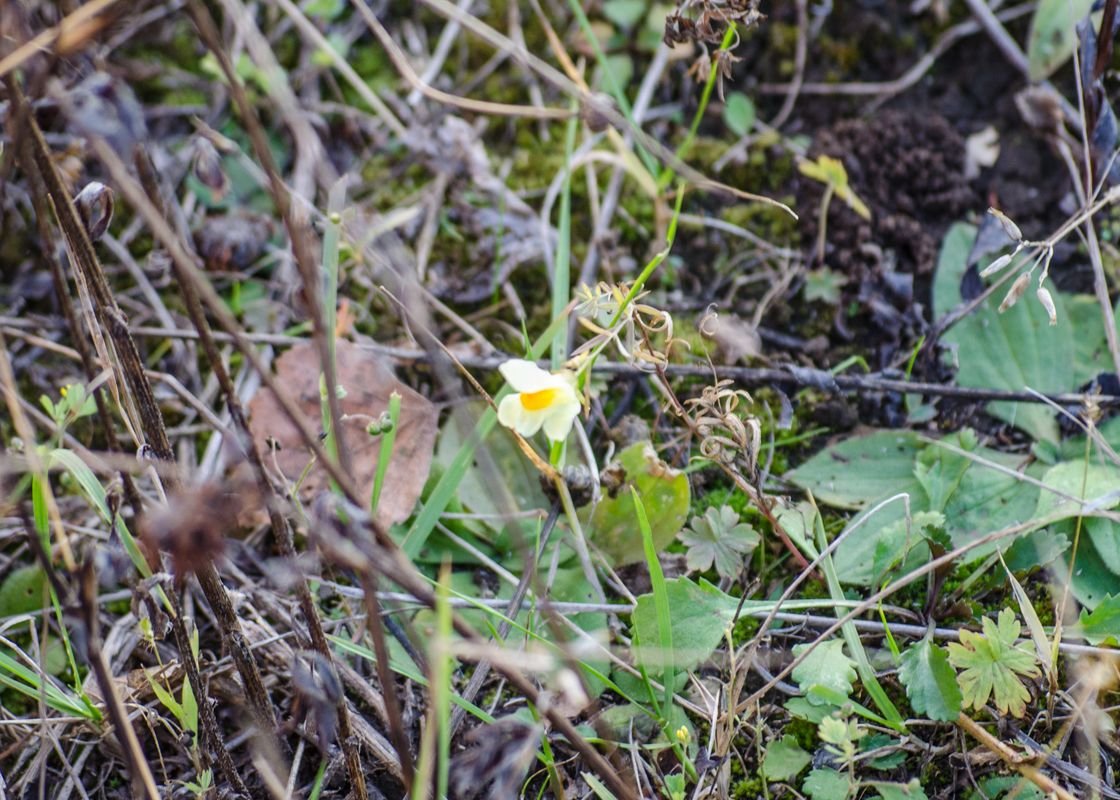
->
xmin=248 ymin=341 xmax=438 ymax=527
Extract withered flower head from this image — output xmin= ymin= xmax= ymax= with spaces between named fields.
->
xmin=140 ymin=481 xmax=248 ymax=580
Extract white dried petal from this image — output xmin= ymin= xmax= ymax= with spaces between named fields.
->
xmin=1037 ymin=287 xmax=1057 ymax=325
xmin=989 ymin=207 xmax=1023 ymax=241
xmin=980 ymin=252 xmax=1014 ymax=278
xmin=999 ymin=273 xmax=1031 ymax=312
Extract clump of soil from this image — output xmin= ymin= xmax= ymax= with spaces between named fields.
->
xmin=801 ymin=109 xmax=976 ymax=277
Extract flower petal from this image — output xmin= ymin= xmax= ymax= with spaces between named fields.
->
xmin=498 ymin=359 xmax=551 ymax=392
xmin=498 ymin=394 xmax=545 ymax=436
xmin=542 ymin=396 xmax=581 ymax=442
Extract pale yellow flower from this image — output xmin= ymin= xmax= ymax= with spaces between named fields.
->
xmin=497 ymin=359 xmax=580 ymax=442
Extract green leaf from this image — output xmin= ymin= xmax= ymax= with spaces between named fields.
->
xmin=761 ymin=735 xmax=811 ymax=782
xmin=804 ymin=268 xmax=846 ymax=305
xmin=583 ymin=773 xmax=619 ymax=800
xmin=631 ymin=578 xmax=738 ymax=671
xmin=792 ymin=639 xmax=856 ymax=705
xmin=870 ymin=779 xmax=928 ymax=800
xmin=968 ymin=776 xmax=1045 ymax=800
xmin=799 ymin=155 xmax=871 ymax=220
xmin=603 ymin=0 xmax=647 ymax=28
xmin=898 ymin=638 xmax=962 ymax=722
xmin=0 ymin=566 xmax=46 ymax=617
xmin=802 ymin=768 xmax=852 ymax=800
xmin=933 ymin=224 xmax=1113 ymax=445
xmin=868 ymin=511 xmax=946 ymax=584
xmin=722 ymin=92 xmax=756 ymax=137
xmin=678 ymin=505 xmax=759 ymax=580
xmin=589 ymin=441 xmax=690 ymax=565
xmin=305 ymin=0 xmax=345 ymax=19
xmin=1075 ymin=594 xmax=1120 ymax=645
xmin=146 ymin=670 xmax=183 ymax=720
xmin=1027 ymin=0 xmax=1094 ymax=80
xmin=786 ymin=430 xmax=924 ymax=509
xmin=1035 ymin=459 xmax=1120 ymax=523
xmin=785 ymin=695 xmax=837 ymax=723
xmin=946 ymin=608 xmax=1040 ymax=717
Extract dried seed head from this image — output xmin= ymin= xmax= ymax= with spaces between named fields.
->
xmin=1037 ymin=287 xmax=1057 ymax=325
xmin=191 ymin=137 xmax=229 ymax=200
xmin=999 ymin=273 xmax=1031 ymax=312
xmin=989 ymin=207 xmax=1023 ymax=242
xmin=979 ymin=251 xmax=1014 ymax=278
xmin=74 ymin=181 xmax=113 ymax=241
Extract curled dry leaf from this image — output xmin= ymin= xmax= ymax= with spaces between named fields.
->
xmin=998 ymin=273 xmax=1031 ymax=313
xmin=247 ymin=341 xmax=438 ymax=528
xmin=193 ymin=213 xmax=272 ymax=271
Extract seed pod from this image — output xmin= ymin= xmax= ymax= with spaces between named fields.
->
xmin=999 ymin=273 xmax=1031 ymax=312
xmin=989 ymin=207 xmax=1023 ymax=242
xmin=1037 ymin=286 xmax=1057 ymax=325
xmin=980 ymin=252 xmax=1014 ymax=278
xmin=74 ymin=181 xmax=113 ymax=241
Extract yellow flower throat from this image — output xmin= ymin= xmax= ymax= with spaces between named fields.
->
xmin=519 ymin=387 xmax=560 ymax=411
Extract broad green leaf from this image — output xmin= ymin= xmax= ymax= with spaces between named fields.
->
xmin=933 ymin=223 xmax=1113 ymax=445
xmin=931 ymin=223 xmax=978 ymax=320
xmin=937 ymin=447 xmax=1040 ymax=557
xmin=862 ymin=734 xmax=906 ymax=770
xmin=786 ymin=430 xmax=924 ymax=509
xmin=588 ymin=441 xmax=690 ymax=565
xmin=969 ymin=776 xmax=1045 ymax=800
xmin=1063 ymin=519 xmax=1120 ymax=609
xmin=802 ymin=768 xmax=852 ymax=800
xmin=761 ymin=735 xmax=811 ymax=781
xmin=603 ymin=0 xmax=647 ymax=28
xmin=915 ymin=429 xmax=978 ymax=511
xmin=723 ymin=92 xmax=756 ymax=137
xmin=792 ymin=639 xmax=856 ymax=705
xmin=631 ymin=578 xmax=737 ymax=671
xmin=871 ymin=779 xmax=928 ymax=800
xmin=1035 ymin=459 xmax=1120 ymax=522
xmin=1027 ymin=0 xmax=1094 ymax=80
xmin=898 ymin=638 xmax=962 ymax=721
xmin=946 ymin=609 xmax=1040 ymax=717
xmin=0 ymin=565 xmax=46 ymax=617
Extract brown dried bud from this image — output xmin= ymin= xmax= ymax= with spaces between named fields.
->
xmin=988 ymin=207 xmax=1023 ymax=242
xmin=999 ymin=273 xmax=1031 ymax=313
xmin=192 ymin=137 xmax=229 ymax=200
xmin=580 ymin=93 xmax=616 ymax=134
xmin=1037 ymin=286 xmax=1057 ymax=325
xmin=74 ymin=181 xmax=113 ymax=241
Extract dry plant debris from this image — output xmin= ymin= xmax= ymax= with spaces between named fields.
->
xmin=5 ymin=0 xmax=1120 ymax=799
xmin=247 ymin=340 xmax=438 ymax=527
